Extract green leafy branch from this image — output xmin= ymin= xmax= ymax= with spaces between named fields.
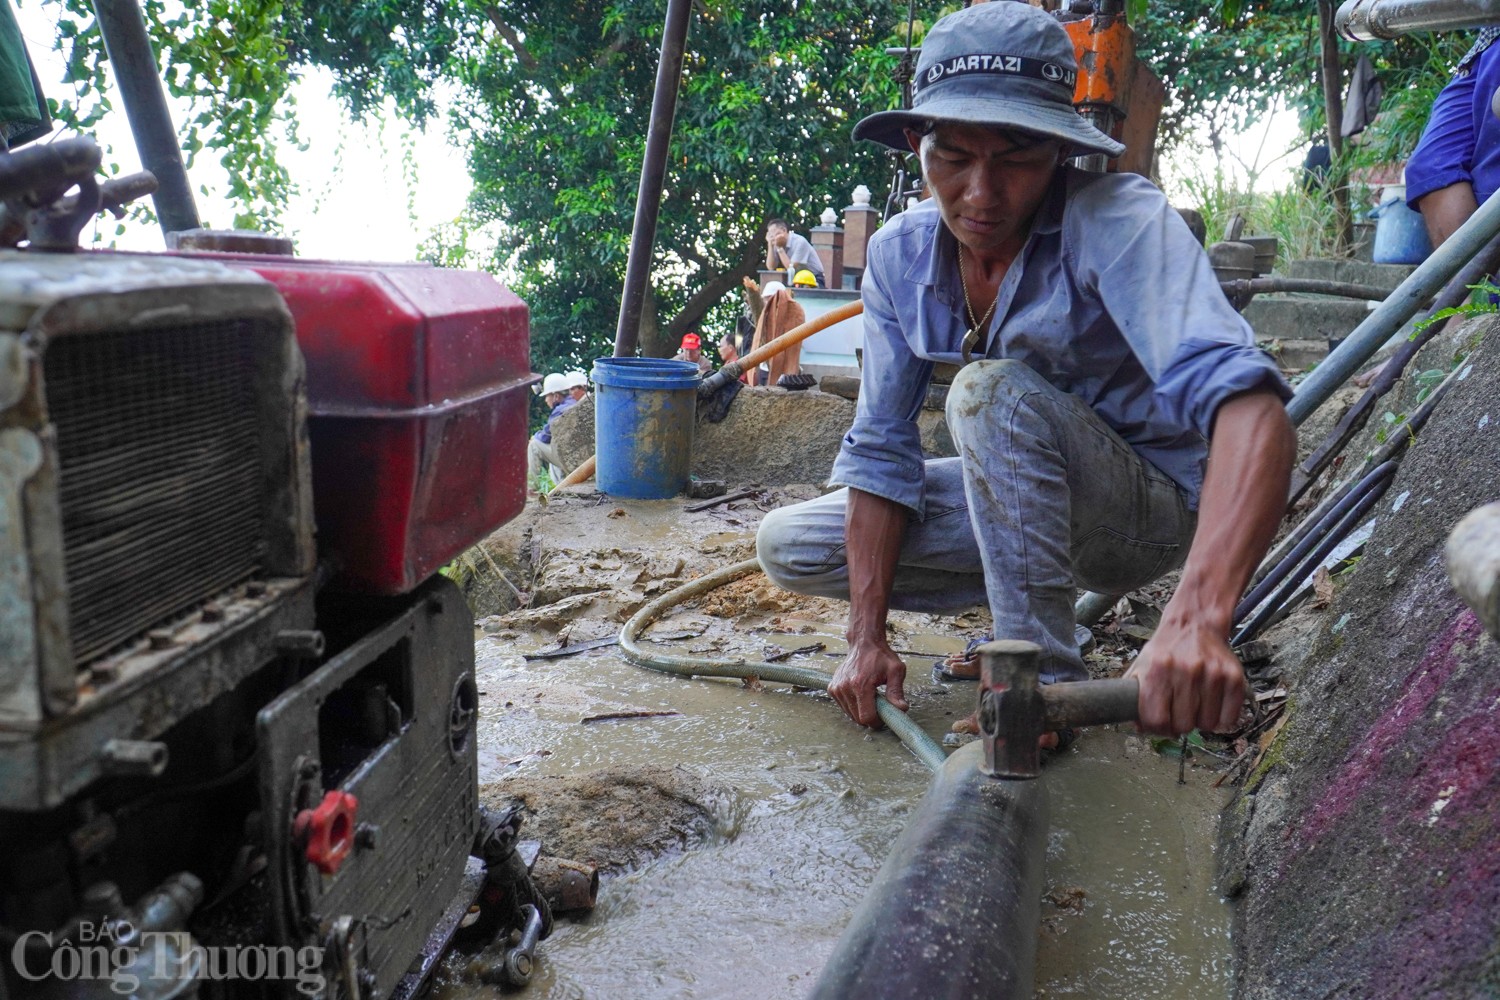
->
xmin=1413 ymin=278 xmax=1500 ymax=335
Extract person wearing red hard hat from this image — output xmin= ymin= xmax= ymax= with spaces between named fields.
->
xmin=674 ymin=332 xmax=712 ymax=374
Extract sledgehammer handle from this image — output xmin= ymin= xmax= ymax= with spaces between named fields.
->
xmin=1042 ymin=679 xmax=1139 ymax=730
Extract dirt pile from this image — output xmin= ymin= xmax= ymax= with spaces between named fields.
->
xmin=482 ymin=766 xmax=726 ymax=873
xmin=454 ymin=485 xmax=821 ymax=620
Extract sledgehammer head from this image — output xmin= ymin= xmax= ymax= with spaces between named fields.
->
xmin=977 ymin=640 xmax=1046 ymax=779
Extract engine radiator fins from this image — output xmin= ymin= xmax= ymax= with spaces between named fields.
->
xmin=44 ymin=321 xmax=268 ymax=664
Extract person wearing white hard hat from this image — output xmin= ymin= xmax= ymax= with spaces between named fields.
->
xmin=563 ymin=370 xmax=590 ymax=402
xmin=527 ymin=372 xmax=575 ymax=482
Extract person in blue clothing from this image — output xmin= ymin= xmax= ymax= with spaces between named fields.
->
xmin=1406 ymin=28 xmax=1500 ymax=248
xmin=755 ymin=1 xmax=1297 ymax=739
xmin=527 ymin=372 xmax=576 ymax=482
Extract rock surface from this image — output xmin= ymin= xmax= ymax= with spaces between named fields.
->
xmin=550 ymin=385 xmax=957 ymax=489
xmin=1221 ymin=315 xmax=1500 ymax=998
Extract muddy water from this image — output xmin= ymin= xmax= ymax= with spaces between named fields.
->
xmin=447 ymin=617 xmax=1231 ymax=999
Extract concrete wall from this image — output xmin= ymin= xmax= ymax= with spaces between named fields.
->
xmin=550 ymin=384 xmax=956 ymax=489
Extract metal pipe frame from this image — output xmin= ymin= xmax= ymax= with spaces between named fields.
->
xmin=91 ymin=0 xmax=200 ymax=236
xmin=1288 ymin=176 xmax=1500 ymax=425
xmin=1336 ymin=0 xmax=1500 ymax=39
xmin=611 ymin=0 xmax=692 ymax=358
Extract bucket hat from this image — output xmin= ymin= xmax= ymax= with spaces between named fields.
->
xmin=852 ymin=2 xmax=1123 ymax=159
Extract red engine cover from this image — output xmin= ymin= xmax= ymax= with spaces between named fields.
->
xmin=208 ymin=256 xmax=536 ymax=593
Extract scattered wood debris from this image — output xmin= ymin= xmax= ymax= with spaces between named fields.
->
xmin=685 ymin=488 xmax=760 ymax=513
xmin=580 ymin=709 xmax=681 ymax=724
xmin=525 ymin=636 xmax=620 ymax=660
xmin=764 ymin=642 xmax=826 ymax=663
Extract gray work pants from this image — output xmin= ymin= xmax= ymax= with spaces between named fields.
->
xmin=527 ymin=436 xmax=563 ymax=480
xmin=756 ymin=359 xmax=1197 ymax=681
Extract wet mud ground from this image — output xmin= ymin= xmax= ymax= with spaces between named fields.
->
xmin=431 ymin=601 xmax=1231 ymax=998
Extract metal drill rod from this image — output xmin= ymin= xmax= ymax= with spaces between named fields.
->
xmin=612 ymin=0 xmax=692 ymax=357
xmin=1336 ymin=0 xmax=1500 ymax=40
xmin=92 ymin=0 xmax=201 ymax=236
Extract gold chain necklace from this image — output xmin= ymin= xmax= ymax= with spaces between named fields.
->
xmin=957 ymin=243 xmax=997 ymax=363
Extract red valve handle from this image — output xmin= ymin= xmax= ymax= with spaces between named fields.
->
xmin=293 ymin=791 xmax=359 ymax=875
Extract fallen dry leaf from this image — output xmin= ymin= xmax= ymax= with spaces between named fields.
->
xmin=607 ymin=507 xmax=628 ymax=519
xmin=1126 ymin=596 xmax=1163 ymax=629
xmin=1311 ymin=566 xmax=1335 ymax=609
xmin=499 ymin=749 xmax=553 ymax=768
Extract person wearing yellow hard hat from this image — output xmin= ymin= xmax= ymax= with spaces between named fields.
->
xmin=792 ymin=268 xmax=818 ymax=288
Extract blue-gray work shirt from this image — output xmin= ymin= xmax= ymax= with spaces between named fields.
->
xmin=829 ymin=167 xmax=1290 ymax=515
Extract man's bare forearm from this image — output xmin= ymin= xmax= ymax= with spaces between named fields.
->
xmin=830 ymin=488 xmax=912 ymax=726
xmin=845 ymin=488 xmax=908 ymax=645
xmin=1133 ymin=388 xmax=1296 ymax=734
xmin=1416 ymin=182 xmax=1478 ymax=249
xmin=1170 ymin=389 xmax=1296 ymax=629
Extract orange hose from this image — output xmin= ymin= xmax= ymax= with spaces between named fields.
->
xmin=550 ymin=455 xmax=596 ymax=493
xmin=725 ymin=299 xmax=863 ymax=380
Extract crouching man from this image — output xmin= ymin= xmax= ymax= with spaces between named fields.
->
xmin=755 ymin=2 xmax=1296 ymax=737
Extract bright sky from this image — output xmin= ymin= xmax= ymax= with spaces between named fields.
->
xmin=1159 ymin=104 xmax=1306 ymax=203
xmin=12 ymin=3 xmax=473 ymax=260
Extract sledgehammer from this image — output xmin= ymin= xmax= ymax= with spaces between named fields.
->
xmin=978 ymin=640 xmax=1139 ymax=779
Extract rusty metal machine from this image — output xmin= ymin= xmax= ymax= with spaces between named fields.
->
xmin=0 ymin=122 xmax=542 ymax=998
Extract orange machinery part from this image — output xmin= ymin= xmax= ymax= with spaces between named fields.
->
xmin=1064 ymin=14 xmax=1164 ymax=178
xmin=1064 ymin=15 xmax=1136 ymax=119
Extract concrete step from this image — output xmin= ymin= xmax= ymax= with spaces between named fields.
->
xmin=1283 ymin=258 xmax=1417 ymax=291
xmin=1242 ymin=295 xmax=1374 ymax=348
xmin=1259 ymin=338 xmax=1331 ymax=371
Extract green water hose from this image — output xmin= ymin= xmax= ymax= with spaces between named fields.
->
xmin=617 ymin=558 xmax=949 ymax=773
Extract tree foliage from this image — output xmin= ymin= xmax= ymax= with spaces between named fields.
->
xmin=32 ymin=0 xmax=1470 ymax=373
xmin=1136 ymin=0 xmax=1468 ymax=164
xmin=38 ymin=0 xmax=301 ymax=229
xmin=311 ymin=0 xmax=908 ymax=372
xmin=456 ymin=0 xmax=908 ymax=370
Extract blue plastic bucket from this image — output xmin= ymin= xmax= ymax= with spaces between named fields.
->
xmin=1371 ymin=187 xmax=1432 ymax=265
xmin=591 ymin=357 xmax=700 ymax=499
